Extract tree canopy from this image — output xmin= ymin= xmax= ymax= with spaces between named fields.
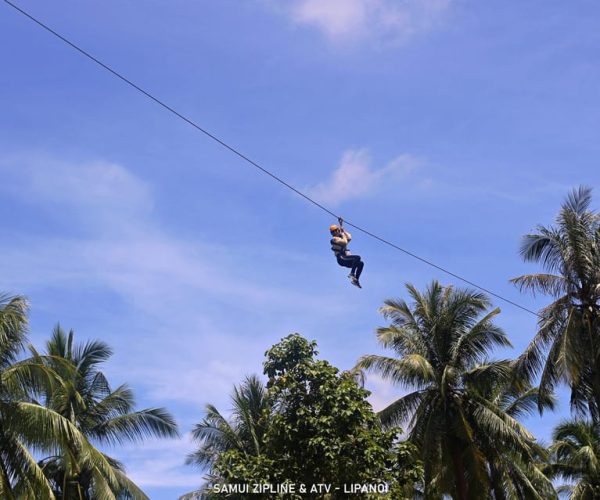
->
xmin=189 ymin=334 xmax=422 ymax=499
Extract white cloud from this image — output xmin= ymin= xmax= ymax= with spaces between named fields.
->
xmin=0 ymin=156 xmax=343 ymax=311
xmin=307 ymin=149 xmax=419 ymax=206
xmin=278 ymin=0 xmax=453 ymax=46
xmin=132 ymin=342 xmax=263 ymax=406
xmin=292 ymin=0 xmax=369 ymax=39
xmin=117 ymin=435 xmax=201 ymax=489
xmin=0 ymin=156 xmax=152 ymax=227
xmin=364 ymin=372 xmax=403 ymax=413
xmin=28 ymin=161 xmax=151 ymax=211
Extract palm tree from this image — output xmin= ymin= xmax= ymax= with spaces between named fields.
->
xmin=511 ymin=186 xmax=600 ymax=420
xmin=0 ymin=293 xmax=56 ymax=498
xmin=356 ymin=281 xmax=542 ymax=500
xmin=38 ymin=326 xmax=179 ymax=499
xmin=0 ymin=294 xmax=106 ymax=499
xmin=546 ymin=420 xmax=600 ymax=499
xmin=184 ymin=375 xmax=269 ymax=498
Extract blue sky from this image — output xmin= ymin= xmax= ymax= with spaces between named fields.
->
xmin=1 ymin=0 xmax=600 ymax=498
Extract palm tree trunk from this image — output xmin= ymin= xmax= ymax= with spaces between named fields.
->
xmin=592 ymin=373 xmax=600 ymax=424
xmin=423 ymin=454 xmax=434 ymax=498
xmin=588 ymin=313 xmax=600 ymax=423
xmin=450 ymin=442 xmax=468 ymax=500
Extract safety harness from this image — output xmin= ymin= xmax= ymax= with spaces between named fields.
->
xmin=331 ymin=237 xmax=347 ymax=257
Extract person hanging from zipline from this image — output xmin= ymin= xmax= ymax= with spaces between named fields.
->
xmin=330 ymin=217 xmax=364 ymax=288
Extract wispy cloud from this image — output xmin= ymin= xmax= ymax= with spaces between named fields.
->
xmin=364 ymin=372 xmax=404 ymax=413
xmin=306 ymin=149 xmax=420 ymax=206
xmin=272 ymin=0 xmax=453 ymax=46
xmin=0 ymin=155 xmax=343 ymax=311
xmin=119 ymin=435 xmax=200 ymax=489
xmin=0 ymin=156 xmax=153 ymax=231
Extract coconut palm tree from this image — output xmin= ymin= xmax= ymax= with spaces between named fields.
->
xmin=184 ymin=375 xmax=269 ymax=498
xmin=0 ymin=294 xmax=109 ymax=499
xmin=0 ymin=293 xmax=56 ymax=498
xmin=38 ymin=326 xmax=179 ymax=499
xmin=511 ymin=186 xmax=600 ymax=420
xmin=546 ymin=420 xmax=600 ymax=499
xmin=356 ymin=281 xmax=542 ymax=500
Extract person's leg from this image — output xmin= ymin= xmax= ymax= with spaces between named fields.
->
xmin=337 ymin=255 xmax=355 ymax=274
xmin=348 ymin=256 xmax=361 ymax=276
xmin=354 ymin=258 xmax=364 ymax=280
xmin=337 ymin=255 xmax=360 ymax=276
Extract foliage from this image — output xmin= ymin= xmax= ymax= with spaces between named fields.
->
xmin=546 ymin=419 xmax=600 ymax=499
xmin=184 ymin=375 xmax=270 ymax=498
xmin=511 ymin=186 xmax=600 ymax=420
xmin=263 ymin=334 xmax=318 ymax=382
xmin=356 ymin=281 xmax=547 ymax=500
xmin=480 ymin=372 xmax=557 ymax=499
xmin=0 ymin=294 xmax=63 ymax=498
xmin=262 ymin=336 xmax=400 ymax=495
xmin=37 ymin=325 xmax=179 ymax=499
xmin=190 ymin=334 xmax=422 ymax=499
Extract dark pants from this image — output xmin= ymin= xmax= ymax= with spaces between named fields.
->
xmin=336 ymin=254 xmax=364 ymax=279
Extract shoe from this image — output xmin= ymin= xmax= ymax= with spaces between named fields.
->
xmin=351 ymin=277 xmax=362 ymax=288
xmin=348 ymin=273 xmax=355 ymax=280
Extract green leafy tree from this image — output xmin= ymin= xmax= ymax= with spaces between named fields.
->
xmin=546 ymin=420 xmax=600 ymax=499
xmin=356 ymin=281 xmax=542 ymax=500
xmin=258 ymin=334 xmax=415 ymax=497
xmin=192 ymin=334 xmax=422 ymax=499
xmin=38 ymin=326 xmax=179 ymax=499
xmin=511 ymin=186 xmax=600 ymax=420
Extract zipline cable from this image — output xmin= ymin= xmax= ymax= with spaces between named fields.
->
xmin=2 ymin=0 xmax=541 ymax=319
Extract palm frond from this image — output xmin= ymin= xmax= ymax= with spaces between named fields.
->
xmin=510 ymin=273 xmax=567 ymax=297
xmin=90 ymin=408 xmax=179 ymax=446
xmin=356 ymin=354 xmax=434 ymax=388
xmin=0 ymin=294 xmax=29 ymax=367
xmin=377 ymin=390 xmax=425 ymax=428
xmin=451 ymin=308 xmax=509 ymax=367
